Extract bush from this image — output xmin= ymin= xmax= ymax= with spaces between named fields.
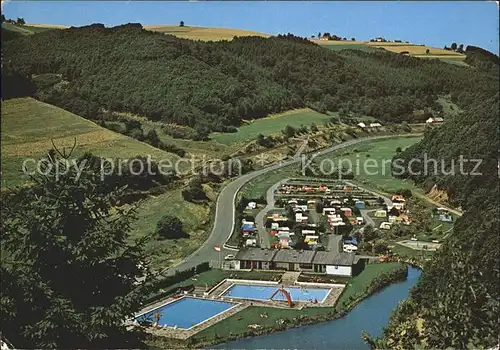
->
xmin=156 ymin=215 xmax=187 ymax=239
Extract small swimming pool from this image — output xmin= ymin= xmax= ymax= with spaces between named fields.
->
xmin=223 ymin=284 xmax=331 ymax=303
xmin=136 ymin=297 xmax=235 ymax=329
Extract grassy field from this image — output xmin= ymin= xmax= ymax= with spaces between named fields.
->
xmin=193 ymin=262 xmax=405 ymax=343
xmin=2 ymin=22 xmax=60 ymax=35
xmin=371 ymin=43 xmax=465 ymax=57
xmin=335 ymin=262 xmax=405 ymax=307
xmin=126 ymin=190 xmax=212 ymax=270
xmin=313 ymin=136 xmax=423 ymax=193
xmin=210 ymin=109 xmax=332 ymax=145
xmin=313 ymin=39 xmax=467 ymax=65
xmin=319 ymin=43 xmax=381 ymax=53
xmin=1 ymin=98 xmax=180 ymax=188
xmin=144 ymin=25 xmax=269 ymax=41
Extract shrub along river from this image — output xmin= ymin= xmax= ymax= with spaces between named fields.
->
xmin=217 ymin=267 xmax=422 ymax=349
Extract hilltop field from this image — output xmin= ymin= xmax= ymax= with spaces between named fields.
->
xmin=143 ymin=25 xmax=270 ymax=41
xmin=0 ymin=98 xmax=181 ymax=188
xmin=312 ymin=39 xmax=467 ymax=64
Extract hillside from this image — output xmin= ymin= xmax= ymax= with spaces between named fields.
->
xmin=143 ymin=24 xmax=270 ymax=41
xmin=1 ymin=98 xmax=180 ymax=188
xmin=374 ymin=73 xmax=499 ymax=347
xmin=4 ymin=23 xmax=497 ymax=140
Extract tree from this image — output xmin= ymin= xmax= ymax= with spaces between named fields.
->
xmin=362 ymin=224 xmax=378 ymax=241
xmin=16 ymin=17 xmax=25 ymax=25
xmin=282 ymin=124 xmax=296 ymax=138
xmin=396 ymin=146 xmax=402 ymax=153
xmin=0 ymin=150 xmax=152 ymax=348
xmin=310 ymin=123 xmax=318 ymax=132
xmin=156 ymin=215 xmax=186 ymax=239
xmin=1 ymin=14 xmax=6 ymax=22
xmin=315 ymin=201 xmax=323 ymax=214
xmin=451 ymin=42 xmax=457 ymax=51
xmin=425 ymin=49 xmax=430 ymax=54
xmin=400 ymin=188 xmax=413 ymax=198
xmin=318 ymin=32 xmax=322 ymax=39
xmin=351 ymin=37 xmax=356 ymax=41
xmin=389 ymin=206 xmax=400 ymax=217
xmin=372 ymin=239 xmax=389 ymax=254
xmin=181 ymin=176 xmax=206 ymax=202
xmin=457 ymin=44 xmax=464 ymax=53
xmin=179 ymin=21 xmax=185 ymax=27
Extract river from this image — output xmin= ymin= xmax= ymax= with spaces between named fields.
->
xmin=217 ymin=266 xmax=421 ymax=349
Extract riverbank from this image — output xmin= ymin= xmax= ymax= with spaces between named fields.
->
xmin=145 ymin=262 xmax=408 ymax=349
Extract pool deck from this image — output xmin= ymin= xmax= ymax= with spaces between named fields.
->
xmin=211 ymin=278 xmax=344 ymax=309
xmin=134 ymin=274 xmax=345 ymax=339
xmin=136 ymin=298 xmax=250 ymax=339
xmin=397 ymin=240 xmax=441 ymax=251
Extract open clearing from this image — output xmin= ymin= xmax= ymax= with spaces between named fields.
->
xmin=1 ymin=98 xmax=180 ymax=188
xmin=210 ymin=109 xmax=331 ymax=145
xmin=371 ymin=43 xmax=465 ymax=57
xmin=144 ymin=25 xmax=270 ymax=41
xmin=126 ymin=189 xmax=212 ymax=271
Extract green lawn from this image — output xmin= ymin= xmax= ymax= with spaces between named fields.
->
xmin=239 ymin=167 xmax=293 ymax=199
xmin=210 ymin=109 xmax=331 ymax=145
xmin=313 ymin=136 xmax=423 ymax=193
xmin=336 ymin=262 xmax=405 ymax=307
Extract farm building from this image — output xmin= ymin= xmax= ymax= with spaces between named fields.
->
xmin=370 ymin=122 xmax=382 ymax=127
xmin=374 ymin=210 xmax=387 ymax=218
xmin=357 ymin=122 xmax=366 ymax=128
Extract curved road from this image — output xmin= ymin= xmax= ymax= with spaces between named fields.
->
xmin=165 ymin=134 xmax=418 ymax=275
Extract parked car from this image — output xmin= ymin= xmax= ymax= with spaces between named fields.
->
xmin=224 ymin=254 xmax=235 ymax=260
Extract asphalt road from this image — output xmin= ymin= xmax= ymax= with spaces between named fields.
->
xmin=255 ymin=179 xmax=288 ymax=249
xmin=165 ymin=134 xmax=416 ymax=275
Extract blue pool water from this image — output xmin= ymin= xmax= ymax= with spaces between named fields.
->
xmin=223 ymin=284 xmax=330 ymax=303
xmin=136 ymin=297 xmax=234 ymax=329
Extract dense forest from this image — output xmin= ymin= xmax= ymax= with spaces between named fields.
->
xmin=3 ymin=23 xmax=498 ymax=137
xmin=380 ymin=74 xmax=499 ymax=346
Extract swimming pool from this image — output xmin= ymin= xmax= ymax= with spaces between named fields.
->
xmin=223 ymin=284 xmax=331 ymax=303
xmin=136 ymin=297 xmax=235 ymax=329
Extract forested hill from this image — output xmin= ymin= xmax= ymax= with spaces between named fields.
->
xmin=3 ymin=23 xmax=497 ymax=136
xmin=378 ymin=80 xmax=499 ymax=346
